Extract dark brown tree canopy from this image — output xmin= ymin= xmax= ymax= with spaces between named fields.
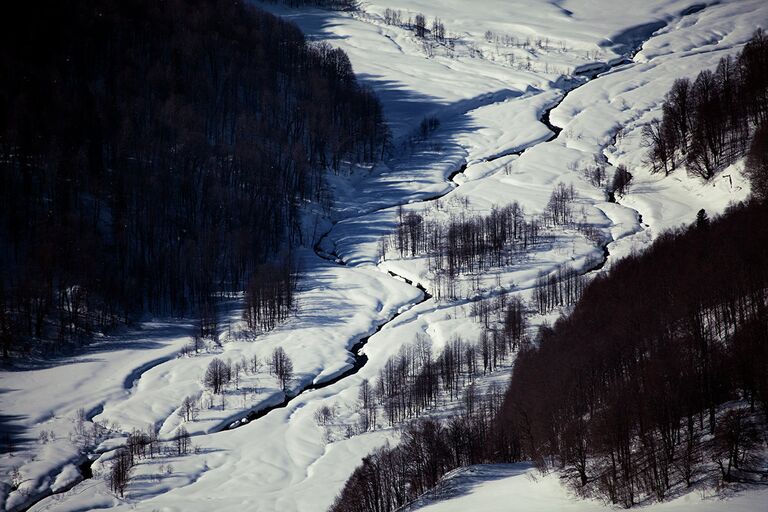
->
xmin=501 ymin=201 xmax=768 ymax=506
xmin=645 ymin=30 xmax=768 ymax=180
xmin=745 ymin=123 xmax=768 ymax=200
xmin=0 ymin=0 xmax=388 ymax=356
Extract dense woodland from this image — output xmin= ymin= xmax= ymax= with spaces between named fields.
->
xmin=644 ymin=30 xmax=767 ymax=180
xmin=0 ymin=0 xmax=388 ymax=357
xmin=332 ymin=32 xmax=768 ymax=511
xmin=501 ymin=200 xmax=768 ymax=506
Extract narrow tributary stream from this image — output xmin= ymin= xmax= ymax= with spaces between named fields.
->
xmin=223 ymin=43 xmax=657 ymax=431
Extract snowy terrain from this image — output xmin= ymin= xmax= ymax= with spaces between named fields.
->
xmin=1 ymin=0 xmax=765 ymax=511
xmin=404 ymin=464 xmax=768 ymax=512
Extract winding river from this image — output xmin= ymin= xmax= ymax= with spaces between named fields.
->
xmin=20 ymin=17 xmax=674 ymax=511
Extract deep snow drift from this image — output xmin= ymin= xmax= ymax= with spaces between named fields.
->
xmin=1 ymin=1 xmax=764 ymax=511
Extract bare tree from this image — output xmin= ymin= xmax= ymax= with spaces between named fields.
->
xmin=271 ymin=347 xmax=294 ymax=391
xmin=358 ymin=378 xmax=376 ymax=430
xmin=175 ymin=426 xmax=191 ymax=456
xmin=108 ymin=448 xmax=133 ymax=497
xmin=545 ymin=183 xmax=576 ymax=226
xmin=204 ymin=358 xmax=230 ymax=394
xmin=712 ymin=409 xmax=761 ymax=482
xmin=250 ymin=354 xmax=262 ymax=374
xmin=178 ymin=395 xmax=199 ymax=422
xmin=643 ymin=118 xmax=676 ymax=175
xmin=611 ymin=165 xmax=633 ymax=197
xmin=314 ymin=405 xmax=335 ymax=426
xmin=414 ymin=14 xmax=427 ymax=38
xmin=666 ymin=78 xmax=693 ymax=151
xmin=431 ymin=18 xmax=445 ymax=42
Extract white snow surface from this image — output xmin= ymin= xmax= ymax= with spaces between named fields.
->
xmin=404 ymin=464 xmax=768 ymax=512
xmin=1 ymin=0 xmax=765 ymax=511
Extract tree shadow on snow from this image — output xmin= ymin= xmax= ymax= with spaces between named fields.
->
xmin=0 ymin=406 xmax=34 ymax=454
xmin=1 ymin=321 xmax=196 ymax=373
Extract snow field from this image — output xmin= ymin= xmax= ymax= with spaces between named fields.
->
xmin=2 ymin=1 xmax=765 ymax=510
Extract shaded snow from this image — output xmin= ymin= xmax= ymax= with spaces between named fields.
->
xmin=405 ymin=464 xmax=768 ymax=512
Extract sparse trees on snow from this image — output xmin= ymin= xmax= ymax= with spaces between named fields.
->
xmin=314 ymin=405 xmax=335 ymax=426
xmin=545 ymin=183 xmax=576 ymax=226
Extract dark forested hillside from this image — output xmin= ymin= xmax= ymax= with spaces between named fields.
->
xmin=501 ymin=200 xmax=768 ymax=506
xmin=0 ymin=0 xmax=388 ymax=357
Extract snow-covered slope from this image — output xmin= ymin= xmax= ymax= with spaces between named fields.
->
xmin=2 ymin=1 xmax=765 ymax=511
xmin=404 ymin=464 xmax=768 ymax=512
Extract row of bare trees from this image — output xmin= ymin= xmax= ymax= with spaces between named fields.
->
xmin=383 ymin=10 xmax=447 ymax=44
xmin=383 ymin=182 xmax=606 ymax=302
xmin=201 ymin=347 xmax=294 ymax=397
xmin=644 ymin=30 xmax=767 ymax=179
xmin=533 ymin=262 xmax=592 ymax=314
xmin=385 ymin=201 xmax=543 ymax=277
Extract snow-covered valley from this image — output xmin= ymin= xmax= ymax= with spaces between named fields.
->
xmin=1 ymin=1 xmax=766 ymax=511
